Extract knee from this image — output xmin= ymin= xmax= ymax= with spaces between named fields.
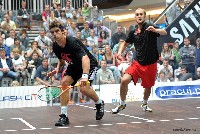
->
xmin=121 ymin=77 xmax=130 ymax=85
xmin=79 ymin=86 xmax=88 ymax=94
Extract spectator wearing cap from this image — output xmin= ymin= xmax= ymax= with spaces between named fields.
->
xmin=0 ymin=48 xmax=18 ymax=82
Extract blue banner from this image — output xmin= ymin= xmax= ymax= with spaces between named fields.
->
xmin=155 ymin=85 xmax=200 ymax=99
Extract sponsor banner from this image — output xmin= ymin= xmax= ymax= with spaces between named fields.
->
xmin=152 ymin=81 xmax=200 ymax=100
xmin=157 ymin=1 xmax=200 ymax=52
xmin=93 ymin=83 xmax=145 ymax=103
xmin=0 ymin=86 xmax=47 ymax=109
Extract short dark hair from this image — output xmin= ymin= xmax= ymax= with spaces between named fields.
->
xmin=49 ymin=20 xmax=65 ymax=31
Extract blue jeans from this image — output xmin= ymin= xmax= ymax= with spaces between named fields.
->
xmin=0 ymin=71 xmax=18 ymax=81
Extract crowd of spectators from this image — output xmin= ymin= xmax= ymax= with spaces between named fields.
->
xmin=0 ymin=0 xmax=199 ymax=89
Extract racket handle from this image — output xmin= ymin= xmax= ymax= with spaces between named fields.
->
xmin=75 ymin=81 xmax=90 ymax=86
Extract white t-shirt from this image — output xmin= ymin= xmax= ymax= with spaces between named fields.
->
xmin=12 ymin=56 xmax=25 ymax=67
xmin=1 ymin=58 xmax=9 ymax=68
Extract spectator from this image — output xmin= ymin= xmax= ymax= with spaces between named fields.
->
xmin=171 ymin=41 xmax=181 ymax=68
xmin=27 ymin=52 xmax=42 ymax=81
xmin=81 ymin=21 xmax=91 ymax=39
xmin=18 ymin=29 xmax=30 ymax=50
xmin=12 ymin=48 xmax=27 ymax=86
xmin=99 ymin=30 xmax=111 ymax=45
xmin=35 ymin=30 xmax=52 ymax=56
xmin=10 ymin=37 xmax=26 ymax=58
xmin=60 ymin=10 xmax=67 ymax=28
xmin=71 ymin=10 xmax=78 ymax=22
xmin=76 ymin=15 xmax=85 ymax=31
xmin=96 ymin=60 xmax=115 ymax=84
xmin=62 ymin=0 xmax=75 ymax=14
xmin=94 ymin=20 xmax=112 ymax=38
xmin=5 ymin=29 xmax=16 ymax=47
xmin=174 ymin=65 xmax=192 ymax=81
xmin=193 ymin=67 xmax=200 ymax=80
xmin=42 ymin=4 xmax=50 ymax=32
xmin=68 ymin=21 xmax=79 ymax=37
xmin=179 ymin=37 xmax=195 ymax=75
xmin=34 ymin=57 xmax=54 ymax=86
xmin=111 ymin=25 xmax=126 ymax=49
xmin=82 ymin=1 xmax=93 ymax=19
xmin=165 ymin=0 xmax=176 ymax=25
xmin=0 ymin=37 xmax=10 ymax=58
xmin=156 ymin=71 xmax=170 ymax=82
xmin=1 ymin=13 xmax=16 ymax=31
xmin=86 ymin=29 xmax=98 ymax=48
xmin=103 ymin=45 xmax=121 ymax=83
xmin=76 ymin=7 xmax=82 ymax=18
xmin=17 ymin=1 xmax=31 ymax=29
xmin=27 ymin=41 xmax=43 ymax=58
xmin=76 ymin=31 xmax=82 ymax=40
xmin=91 ymin=46 xmax=103 ymax=66
xmin=54 ymin=4 xmax=62 ymax=18
xmin=0 ymin=48 xmax=18 ymax=82
xmin=194 ymin=38 xmax=200 ymax=74
xmin=158 ymin=59 xmax=174 ymax=81
xmin=7 ymin=10 xmax=17 ymax=22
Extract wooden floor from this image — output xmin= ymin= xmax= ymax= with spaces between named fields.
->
xmin=0 ymin=98 xmax=200 ymax=134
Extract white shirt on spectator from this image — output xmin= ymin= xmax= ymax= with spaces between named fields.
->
xmin=1 ymin=58 xmax=9 ymax=68
xmin=5 ymin=37 xmax=14 ymax=47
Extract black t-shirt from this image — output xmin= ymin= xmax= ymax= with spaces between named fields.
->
xmin=53 ymin=36 xmax=98 ymax=67
xmin=126 ymin=22 xmax=160 ymax=65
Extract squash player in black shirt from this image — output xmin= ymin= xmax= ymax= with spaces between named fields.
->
xmin=48 ymin=20 xmax=104 ymax=126
xmin=112 ymin=8 xmax=167 ymax=114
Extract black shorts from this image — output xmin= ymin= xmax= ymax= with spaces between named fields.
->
xmin=64 ymin=64 xmax=98 ymax=86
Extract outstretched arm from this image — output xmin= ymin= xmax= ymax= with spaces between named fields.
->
xmin=146 ymin=26 xmax=167 ymax=35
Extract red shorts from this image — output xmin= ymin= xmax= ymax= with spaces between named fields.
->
xmin=125 ymin=61 xmax=157 ymax=88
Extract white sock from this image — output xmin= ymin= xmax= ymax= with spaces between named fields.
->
xmin=95 ymin=99 xmax=102 ymax=104
xmin=61 ymin=106 xmax=68 ymax=116
xmin=143 ymin=100 xmax=148 ymax=104
xmin=120 ymin=100 xmax=126 ymax=105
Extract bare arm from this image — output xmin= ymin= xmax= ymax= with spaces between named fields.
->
xmin=82 ymin=55 xmax=90 ymax=74
xmin=146 ymin=26 xmax=167 ymax=35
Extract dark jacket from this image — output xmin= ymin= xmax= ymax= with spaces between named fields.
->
xmin=0 ymin=58 xmax=14 ymax=71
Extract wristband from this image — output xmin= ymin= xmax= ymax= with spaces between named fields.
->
xmin=82 ymin=73 xmax=88 ymax=79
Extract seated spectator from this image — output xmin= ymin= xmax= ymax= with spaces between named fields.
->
xmin=103 ymin=45 xmax=121 ymax=83
xmin=10 ymin=37 xmax=25 ymax=58
xmin=91 ymin=47 xmax=103 ymax=66
xmin=27 ymin=52 xmax=42 ymax=81
xmin=81 ymin=21 xmax=91 ymax=39
xmin=158 ymin=59 xmax=174 ymax=81
xmin=156 ymin=71 xmax=170 ymax=82
xmin=77 ymin=7 xmax=82 ymax=18
xmin=193 ymin=67 xmax=200 ymax=80
xmin=17 ymin=1 xmax=31 ymax=29
xmin=18 ymin=28 xmax=30 ymax=50
xmin=96 ymin=60 xmax=115 ymax=84
xmin=1 ymin=13 xmax=16 ymax=31
xmin=81 ymin=38 xmax=92 ymax=52
xmin=12 ymin=48 xmax=27 ymax=86
xmin=76 ymin=15 xmax=85 ymax=31
xmin=35 ymin=30 xmax=52 ymax=50
xmin=27 ymin=41 xmax=43 ymax=58
xmin=161 ymin=43 xmax=175 ymax=64
xmin=0 ymin=37 xmax=10 ymax=58
xmin=5 ymin=29 xmax=16 ymax=47
xmin=8 ymin=10 xmax=17 ymax=22
xmin=34 ymin=57 xmax=55 ymax=86
xmin=111 ymin=25 xmax=126 ymax=49
xmin=82 ymin=1 xmax=93 ymax=19
xmin=0 ymin=48 xmax=18 ymax=82
xmin=86 ymin=29 xmax=98 ymax=48
xmin=62 ymin=0 xmax=75 ymax=14
xmin=99 ymin=30 xmax=111 ymax=45
xmin=71 ymin=10 xmax=78 ymax=22
xmin=76 ymin=31 xmax=82 ymax=40
xmin=68 ymin=21 xmax=79 ymax=37
xmin=42 ymin=4 xmax=50 ymax=32
xmin=174 ymin=65 xmax=193 ymax=81
xmin=94 ymin=20 xmax=112 ymax=38
xmin=171 ymin=41 xmax=181 ymax=68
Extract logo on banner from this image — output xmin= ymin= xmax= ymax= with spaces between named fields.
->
xmin=155 ymin=85 xmax=200 ymax=99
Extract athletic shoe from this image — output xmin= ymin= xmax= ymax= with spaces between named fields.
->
xmin=55 ymin=114 xmax=70 ymax=126
xmin=95 ymin=100 xmax=104 ymax=120
xmin=141 ymin=103 xmax=152 ymax=112
xmin=111 ymin=104 xmax=126 ymax=114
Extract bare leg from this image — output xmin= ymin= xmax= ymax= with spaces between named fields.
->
xmin=120 ymin=74 xmax=132 ymax=101
xmin=143 ymin=88 xmax=151 ymax=101
xmin=79 ymin=85 xmax=99 ymax=102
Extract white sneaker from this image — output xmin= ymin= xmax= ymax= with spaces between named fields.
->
xmin=141 ymin=103 xmax=152 ymax=112
xmin=112 ymin=104 xmax=126 ymax=114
